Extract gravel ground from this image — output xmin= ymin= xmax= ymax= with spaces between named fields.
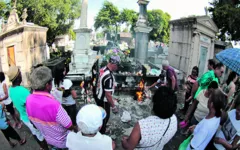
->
xmin=0 ymin=88 xmax=187 ymax=150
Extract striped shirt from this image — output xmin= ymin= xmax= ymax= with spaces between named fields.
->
xmin=26 ymin=91 xmax=72 ymax=148
xmin=97 ymin=67 xmax=115 ymax=102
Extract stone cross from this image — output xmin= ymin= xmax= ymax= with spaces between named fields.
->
xmin=80 ymin=0 xmax=88 ymax=28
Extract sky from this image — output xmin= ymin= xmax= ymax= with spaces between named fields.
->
xmin=74 ymin=0 xmax=213 ymax=30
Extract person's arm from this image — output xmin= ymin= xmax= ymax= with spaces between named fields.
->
xmin=148 ymin=82 xmax=157 ymax=89
xmin=112 ymin=141 xmax=116 ymax=150
xmin=184 ymin=99 xmax=199 ymax=122
xmin=187 ymin=82 xmax=199 ymax=102
xmin=121 ymin=122 xmax=141 ymax=150
xmin=56 ymin=105 xmax=74 ymax=130
xmin=214 ymin=136 xmax=240 ymax=150
xmin=227 ymin=84 xmax=236 ymax=101
xmin=71 ymin=89 xmax=77 ymax=99
xmin=105 ymin=91 xmax=115 ymax=108
xmin=0 ymin=84 xmax=8 ymax=101
xmin=170 ymin=75 xmax=176 ymax=91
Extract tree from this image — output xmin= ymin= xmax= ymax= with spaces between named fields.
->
xmin=1 ymin=0 xmax=81 ymax=44
xmin=209 ymin=0 xmax=240 ymax=41
xmin=147 ymin=9 xmax=171 ymax=43
xmin=0 ymin=0 xmax=10 ymax=19
xmin=120 ymin=8 xmax=138 ymax=33
xmin=94 ymin=1 xmax=121 ymax=40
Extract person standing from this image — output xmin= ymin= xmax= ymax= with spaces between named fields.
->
xmin=0 ymin=103 xmax=26 ymax=148
xmin=208 ymin=59 xmax=216 ymax=71
xmin=186 ymin=89 xmax=227 ymax=150
xmin=7 ymin=66 xmax=47 ymax=149
xmin=66 ymin=104 xmax=115 ymax=150
xmin=222 ymin=71 xmax=238 ymax=110
xmin=121 ymin=87 xmax=178 ymax=150
xmin=162 ymin=60 xmax=178 ymax=91
xmin=213 ymin=94 xmax=240 ymax=150
xmin=27 ymin=66 xmax=74 ymax=149
xmin=96 ymin=56 xmax=120 ymax=134
xmin=0 ymin=72 xmax=22 ymax=128
xmin=54 ymin=67 xmax=77 ymax=126
xmin=187 ymin=63 xmax=225 ymax=102
xmin=180 ymin=66 xmax=199 ymax=114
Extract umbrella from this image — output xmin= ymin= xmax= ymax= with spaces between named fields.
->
xmin=216 ymin=48 xmax=240 ymax=75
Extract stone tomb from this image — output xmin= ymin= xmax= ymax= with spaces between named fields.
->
xmin=0 ymin=7 xmax=48 ymax=86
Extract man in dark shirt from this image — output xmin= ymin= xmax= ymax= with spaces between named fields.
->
xmin=162 ymin=60 xmax=178 ymax=91
xmin=96 ymin=56 xmax=120 ymax=134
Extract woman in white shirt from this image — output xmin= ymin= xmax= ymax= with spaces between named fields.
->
xmin=187 ymin=89 xmax=227 ymax=150
xmin=183 ymin=81 xmax=218 ymax=126
xmin=0 ymin=72 xmax=22 ymax=129
xmin=213 ymin=94 xmax=240 ymax=150
xmin=54 ymin=67 xmax=77 ymax=125
xmin=121 ymin=87 xmax=178 ymax=150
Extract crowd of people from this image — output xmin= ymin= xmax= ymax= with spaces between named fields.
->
xmin=0 ymin=56 xmax=239 ymax=150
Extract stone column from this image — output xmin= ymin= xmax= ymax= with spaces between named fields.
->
xmin=134 ymin=0 xmax=152 ymax=64
xmin=71 ymin=0 xmax=93 ymax=71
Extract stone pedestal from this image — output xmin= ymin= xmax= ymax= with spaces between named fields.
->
xmin=134 ymin=26 xmax=152 ymax=64
xmin=69 ymin=28 xmax=97 ymax=76
xmin=134 ymin=0 xmax=152 ymax=64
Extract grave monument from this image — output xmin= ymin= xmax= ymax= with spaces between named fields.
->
xmin=134 ymin=0 xmax=152 ymax=64
xmin=68 ymin=0 xmax=97 ymax=79
xmin=0 ymin=2 xmax=48 ymax=86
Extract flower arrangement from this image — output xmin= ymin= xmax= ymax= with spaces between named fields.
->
xmin=103 ymin=49 xmax=125 ymax=62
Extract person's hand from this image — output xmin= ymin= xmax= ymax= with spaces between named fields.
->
xmin=188 ymin=125 xmax=196 ymax=133
xmin=112 ymin=106 xmax=118 ymax=114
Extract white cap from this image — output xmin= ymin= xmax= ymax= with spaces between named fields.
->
xmin=76 ymin=104 xmax=106 ymax=134
xmin=61 ymin=79 xmax=73 ymax=90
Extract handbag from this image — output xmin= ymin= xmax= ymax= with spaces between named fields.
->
xmin=136 ymin=118 xmax=171 ymax=148
xmin=178 ymin=134 xmax=193 ymax=150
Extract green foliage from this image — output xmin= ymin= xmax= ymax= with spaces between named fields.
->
xmin=1 ymin=0 xmax=81 ymax=44
xmin=96 ymin=32 xmax=104 ymax=39
xmin=0 ymin=0 xmax=10 ymax=19
xmin=122 ymin=28 xmax=129 ymax=33
xmin=94 ymin=1 xmax=171 ymax=43
xmin=68 ymin=28 xmax=76 ymax=40
xmin=147 ymin=10 xmax=171 ymax=43
xmin=94 ymin=1 xmax=120 ymax=32
xmin=209 ymin=0 xmax=240 ymax=41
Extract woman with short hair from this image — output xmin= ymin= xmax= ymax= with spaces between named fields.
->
xmin=121 ymin=87 xmax=178 ymax=150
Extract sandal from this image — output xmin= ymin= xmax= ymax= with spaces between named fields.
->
xmin=19 ymin=138 xmax=26 ymax=145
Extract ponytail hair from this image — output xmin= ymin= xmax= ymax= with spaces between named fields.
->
xmin=210 ymin=89 xmax=227 ymax=117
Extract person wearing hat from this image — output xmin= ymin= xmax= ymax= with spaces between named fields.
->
xmin=53 ymin=66 xmax=77 ymax=126
xmin=26 ymin=66 xmax=74 ymax=149
xmin=66 ymin=104 xmax=115 ymax=150
xmin=7 ymin=66 xmax=47 ymax=149
xmin=96 ymin=55 xmax=120 ymax=134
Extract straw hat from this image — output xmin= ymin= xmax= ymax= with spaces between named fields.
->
xmin=7 ymin=66 xmax=20 ymax=81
